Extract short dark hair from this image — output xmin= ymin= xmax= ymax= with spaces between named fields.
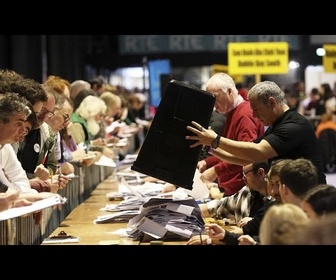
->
xmin=251 ymin=160 xmax=269 ymax=174
xmin=279 ymin=158 xmax=318 ymax=198
xmin=302 ymin=184 xmax=336 ymax=216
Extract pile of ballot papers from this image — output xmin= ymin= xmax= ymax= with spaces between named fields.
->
xmin=125 ymin=197 xmax=205 ymax=241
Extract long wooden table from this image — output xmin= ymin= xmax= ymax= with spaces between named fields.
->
xmin=43 ymin=172 xmax=191 ymax=245
xmin=43 ymin=175 xmax=141 ymax=245
xmin=43 ymin=164 xmax=238 ymax=246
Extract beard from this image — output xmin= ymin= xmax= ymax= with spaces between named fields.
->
xmin=86 ymin=118 xmax=101 ymax=136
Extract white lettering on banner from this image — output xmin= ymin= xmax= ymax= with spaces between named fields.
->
xmin=213 ymin=35 xmax=227 ymax=49
xmin=213 ymin=35 xmax=247 ymax=49
xmin=258 ymin=35 xmax=292 ymax=42
xmin=124 ymin=35 xmax=159 ymax=52
xmin=119 ymin=35 xmax=300 ymax=54
xmin=169 ymin=35 xmax=204 ymax=51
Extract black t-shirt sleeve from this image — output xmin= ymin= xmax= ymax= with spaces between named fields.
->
xmin=221 ymin=231 xmax=241 ymax=245
xmin=242 ymin=200 xmax=277 ymax=236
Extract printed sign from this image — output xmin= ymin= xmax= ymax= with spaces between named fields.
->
xmin=323 ymin=44 xmax=336 ymax=73
xmin=228 ymin=42 xmax=289 ymax=75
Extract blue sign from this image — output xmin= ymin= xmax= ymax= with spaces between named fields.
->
xmin=148 ymin=59 xmax=171 ymax=108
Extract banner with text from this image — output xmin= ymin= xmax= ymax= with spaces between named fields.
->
xmin=228 ymin=42 xmax=289 ymax=75
xmin=323 ymin=44 xmax=336 ymax=73
xmin=119 ymin=35 xmax=299 ymax=54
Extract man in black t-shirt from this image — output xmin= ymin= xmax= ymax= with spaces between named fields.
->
xmin=187 ymin=80 xmax=326 ymax=185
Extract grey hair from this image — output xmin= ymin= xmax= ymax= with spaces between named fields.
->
xmin=205 ymin=73 xmax=238 ymax=95
xmin=0 ymin=92 xmax=31 ymax=123
xmin=248 ymin=81 xmax=285 ymax=105
xmin=76 ymin=95 xmax=106 ymax=119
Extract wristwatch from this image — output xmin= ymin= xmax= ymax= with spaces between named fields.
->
xmin=211 ymin=134 xmax=221 ymax=149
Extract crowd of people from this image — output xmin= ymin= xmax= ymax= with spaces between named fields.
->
xmin=0 ymin=71 xmax=150 ymax=221
xmin=184 ymin=74 xmax=336 ymax=245
xmin=1 ymin=67 xmax=336 ymax=245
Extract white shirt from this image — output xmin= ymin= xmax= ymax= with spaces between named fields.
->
xmin=0 ymin=144 xmax=36 ymax=193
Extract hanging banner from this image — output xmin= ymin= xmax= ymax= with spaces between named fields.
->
xmin=119 ymin=35 xmax=299 ymax=54
xmin=228 ymin=42 xmax=289 ymax=75
xmin=323 ymin=44 xmax=336 ymax=73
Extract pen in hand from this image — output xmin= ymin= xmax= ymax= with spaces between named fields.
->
xmin=58 ymin=164 xmax=62 ymax=175
xmin=57 ymin=164 xmax=62 ymax=187
xmin=41 ymin=150 xmax=48 ymax=165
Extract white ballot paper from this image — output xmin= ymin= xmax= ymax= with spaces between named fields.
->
xmin=0 ymin=195 xmax=66 ymax=221
xmin=177 ymin=168 xmax=209 ymax=200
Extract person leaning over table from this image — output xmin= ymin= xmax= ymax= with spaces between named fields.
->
xmin=45 ymin=91 xmax=75 ymax=175
xmin=0 ymin=93 xmax=62 ymax=213
xmin=68 ymin=95 xmax=115 ymax=159
xmin=0 ymin=92 xmax=37 ymax=194
xmin=257 ymin=203 xmax=310 ymax=245
xmin=163 ymin=73 xmax=264 ymax=199
xmin=97 ymin=91 xmax=123 ymax=140
xmin=17 ymin=84 xmax=69 ymax=193
xmin=200 ymin=161 xmax=271 ymax=225
xmin=44 ymin=74 xmax=98 ymax=172
xmin=0 ymin=71 xmax=66 ymax=193
xmin=278 ymin=158 xmax=319 ymax=207
xmin=237 ymin=159 xmax=290 ymax=245
xmin=238 ymin=157 xmax=319 ymax=245
xmin=197 ymin=73 xmax=265 ymax=199
xmin=186 ymin=160 xmax=277 ymax=245
xmin=0 ymin=69 xmax=48 ymax=154
xmin=186 ymin=80 xmax=326 ymax=185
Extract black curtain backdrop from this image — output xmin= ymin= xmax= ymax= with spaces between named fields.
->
xmin=0 ymin=35 xmax=91 ymax=83
xmin=0 ymin=35 xmax=43 ymax=82
xmin=46 ymin=35 xmax=91 ymax=82
xmin=0 ymin=35 xmax=320 ymax=84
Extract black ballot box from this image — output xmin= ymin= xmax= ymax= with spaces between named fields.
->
xmin=131 ymin=80 xmax=215 ymax=190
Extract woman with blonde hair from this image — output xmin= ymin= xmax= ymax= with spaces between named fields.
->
xmin=259 ymin=204 xmax=309 ymax=245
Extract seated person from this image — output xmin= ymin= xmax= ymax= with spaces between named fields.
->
xmin=300 ymin=184 xmax=336 ymax=220
xmin=239 ymin=158 xmax=319 ymax=245
xmin=186 ymin=160 xmax=276 ymax=245
xmin=68 ymin=95 xmax=115 ymax=160
xmin=258 ymin=203 xmax=309 ymax=245
xmin=201 ymin=160 xmax=278 ymax=223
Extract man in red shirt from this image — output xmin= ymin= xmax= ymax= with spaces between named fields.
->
xmin=198 ymin=73 xmax=264 ymax=198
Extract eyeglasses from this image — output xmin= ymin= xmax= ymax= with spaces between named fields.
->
xmin=55 ymin=107 xmax=70 ymax=124
xmin=39 ymin=107 xmax=55 ymax=118
xmin=243 ymin=168 xmax=255 ymax=177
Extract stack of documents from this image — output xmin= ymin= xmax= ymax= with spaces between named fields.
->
xmin=102 ymin=198 xmax=144 ymax=212
xmin=106 ymin=181 xmax=164 ymax=200
xmin=126 ymin=198 xmax=204 ymax=241
xmin=93 ymin=210 xmax=141 ymax=224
